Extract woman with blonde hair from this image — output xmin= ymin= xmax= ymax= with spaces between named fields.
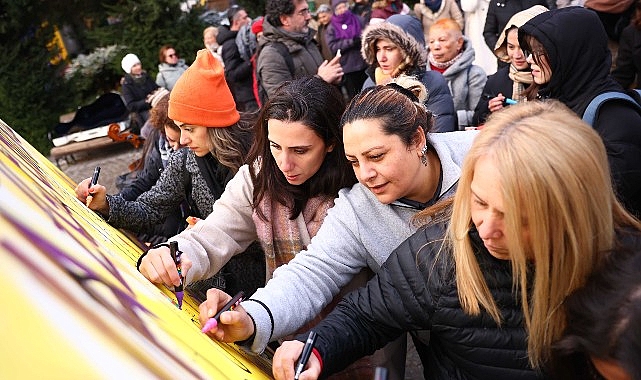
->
xmin=271 ymin=99 xmax=641 ymax=379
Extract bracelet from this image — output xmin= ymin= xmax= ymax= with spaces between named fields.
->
xmin=242 ymin=298 xmax=275 ymax=342
xmin=136 ymin=242 xmax=171 ymax=271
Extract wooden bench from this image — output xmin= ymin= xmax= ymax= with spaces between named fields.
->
xmin=50 ymin=136 xmax=127 ymax=167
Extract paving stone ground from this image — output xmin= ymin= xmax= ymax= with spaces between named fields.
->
xmin=50 ymin=142 xmax=142 ymax=191
xmin=48 ymin=141 xmax=425 ymax=380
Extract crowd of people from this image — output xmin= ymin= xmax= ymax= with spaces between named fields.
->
xmin=75 ymin=0 xmax=641 ymax=379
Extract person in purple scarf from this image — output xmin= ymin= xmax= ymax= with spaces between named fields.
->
xmin=326 ymin=0 xmax=369 ymax=99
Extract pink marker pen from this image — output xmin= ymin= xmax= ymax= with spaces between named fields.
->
xmin=201 ymin=291 xmax=245 ymax=333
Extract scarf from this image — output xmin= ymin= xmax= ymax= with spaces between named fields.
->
xmin=508 ymin=64 xmax=533 ymax=103
xmin=195 ymin=154 xmax=231 ymax=206
xmin=330 ymin=10 xmax=362 ymax=40
xmin=428 ymin=50 xmax=462 ymax=71
xmin=158 ymin=134 xmax=172 ymax=167
xmin=374 ymin=66 xmax=392 ymax=85
xmin=253 ymin=194 xmax=334 ymax=280
xmin=424 ymin=0 xmax=442 ymax=12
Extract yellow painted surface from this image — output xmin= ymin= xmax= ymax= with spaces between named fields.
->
xmin=0 ymin=119 xmax=272 ymax=379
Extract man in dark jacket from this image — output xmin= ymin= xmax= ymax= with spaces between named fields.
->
xmin=256 ymin=0 xmax=343 ymax=100
xmin=217 ymin=6 xmax=258 ymax=112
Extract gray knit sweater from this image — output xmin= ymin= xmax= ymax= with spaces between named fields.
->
xmin=107 ymin=148 xmax=213 ymax=230
xmin=241 ymin=130 xmax=478 ymax=353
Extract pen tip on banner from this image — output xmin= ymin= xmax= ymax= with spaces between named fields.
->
xmin=201 ymin=318 xmax=217 ymax=333
xmin=176 ymin=292 xmax=184 ymax=310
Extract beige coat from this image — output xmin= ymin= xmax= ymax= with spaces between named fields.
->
xmin=414 ymin=0 xmax=464 ymax=44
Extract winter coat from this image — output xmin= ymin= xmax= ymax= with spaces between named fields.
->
xmin=256 ymin=18 xmax=324 ymax=99
xmin=472 ymin=65 xmax=529 ymax=125
xmin=414 ymin=0 xmax=464 ymax=43
xmin=326 ymin=21 xmax=368 ymax=74
xmin=460 ymin=0 xmax=497 ymax=75
xmin=519 ymin=6 xmax=641 ymax=216
xmin=309 ymin=223 xmax=543 ymax=379
xmin=370 ymin=0 xmax=404 ymax=20
xmin=483 ymin=0 xmax=549 ymax=51
xmin=428 ymin=36 xmax=487 ymax=128
xmin=360 ymin=14 xmax=457 ymax=132
xmin=119 ymin=129 xmax=184 ymax=242
xmin=316 ymin=23 xmax=334 ymax=61
xmin=155 ymin=59 xmax=188 ymax=91
xmin=612 ymin=23 xmax=641 ymax=89
xmin=217 ymin=26 xmax=256 ymax=105
xmin=121 ymin=72 xmax=158 ymax=114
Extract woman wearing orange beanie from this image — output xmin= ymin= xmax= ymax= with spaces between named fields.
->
xmin=75 ymin=49 xmax=265 ymax=297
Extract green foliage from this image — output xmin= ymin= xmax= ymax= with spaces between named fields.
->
xmin=87 ymin=0 xmax=205 ymax=78
xmin=0 ymin=18 xmax=69 ymax=154
xmin=0 ymin=0 xmax=208 ymax=155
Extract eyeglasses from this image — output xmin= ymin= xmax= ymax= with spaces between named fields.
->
xmin=294 ymin=7 xmax=310 ymax=16
xmin=167 ymin=53 xmax=177 ymax=58
xmin=522 ymin=49 xmax=545 ymax=59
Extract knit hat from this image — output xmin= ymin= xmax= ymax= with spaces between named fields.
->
xmin=251 ymin=16 xmax=264 ymax=35
xmin=494 ymin=5 xmax=548 ymax=63
xmin=168 ymin=49 xmax=239 ymax=127
xmin=149 ymin=87 xmax=170 ymax=108
xmin=331 ymin=0 xmax=347 ymax=9
xmin=121 ymin=53 xmax=141 ymax=74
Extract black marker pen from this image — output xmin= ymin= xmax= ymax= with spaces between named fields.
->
xmin=294 ymin=330 xmax=317 ymax=380
xmin=90 ymin=166 xmax=101 ymax=187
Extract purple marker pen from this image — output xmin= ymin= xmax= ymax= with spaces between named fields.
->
xmin=169 ymin=241 xmax=184 ymax=309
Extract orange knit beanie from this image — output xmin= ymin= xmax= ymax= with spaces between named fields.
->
xmin=169 ymin=49 xmax=240 ymax=127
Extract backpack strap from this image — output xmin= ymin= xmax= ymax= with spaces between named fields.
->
xmin=583 ymin=90 xmax=641 ymax=126
xmin=255 ymin=41 xmax=296 ymax=106
xmin=269 ymin=41 xmax=295 ymax=76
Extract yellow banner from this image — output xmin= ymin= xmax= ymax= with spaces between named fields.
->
xmin=0 ymin=119 xmax=272 ymax=379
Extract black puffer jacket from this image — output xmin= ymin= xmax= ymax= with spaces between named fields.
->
xmin=519 ymin=7 xmax=641 ymax=217
xmin=216 ymin=26 xmax=255 ymax=105
xmin=308 ymin=222 xmax=542 ymax=379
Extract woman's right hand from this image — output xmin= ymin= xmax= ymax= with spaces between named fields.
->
xmin=488 ymin=93 xmax=506 ymax=113
xmin=139 ymin=245 xmax=192 ymax=287
xmin=198 ymin=289 xmax=255 ymax=343
xmin=75 ymin=177 xmax=109 ymax=216
xmin=273 ymin=340 xmax=321 ymax=380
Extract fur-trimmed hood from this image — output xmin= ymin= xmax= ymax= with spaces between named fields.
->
xmin=361 ymin=14 xmax=427 ymax=71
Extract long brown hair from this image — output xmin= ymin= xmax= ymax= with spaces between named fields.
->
xmin=248 ymin=76 xmax=357 ymax=220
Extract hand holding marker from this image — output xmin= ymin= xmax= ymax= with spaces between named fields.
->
xmin=201 ymin=291 xmax=245 ymax=333
xmin=169 ymin=241 xmax=185 ymax=309
xmin=86 ymin=166 xmax=100 ymax=206
xmin=294 ymin=331 xmax=318 ymax=380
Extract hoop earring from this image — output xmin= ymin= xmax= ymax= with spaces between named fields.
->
xmin=420 ymin=145 xmax=428 ymax=166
